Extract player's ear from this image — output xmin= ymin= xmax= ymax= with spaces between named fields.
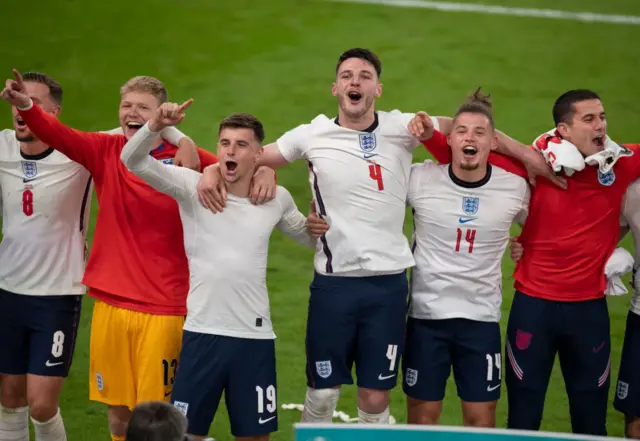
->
xmin=52 ymin=105 xmax=61 ymax=118
xmin=556 ymin=122 xmax=570 ymax=138
xmin=375 ymin=82 xmax=382 ymax=98
xmin=490 ymin=134 xmax=498 ymax=151
xmin=331 ymin=82 xmax=338 ymax=97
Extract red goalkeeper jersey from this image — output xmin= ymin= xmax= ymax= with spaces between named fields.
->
xmin=423 ymin=129 xmax=640 ymax=302
xmin=18 ymin=104 xmax=218 ymax=315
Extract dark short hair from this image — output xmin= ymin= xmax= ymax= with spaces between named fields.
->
xmin=22 ymin=72 xmax=63 ymax=105
xmin=552 ymin=89 xmax=601 ymax=126
xmin=125 ymin=401 xmax=188 ymax=441
xmin=336 ymin=48 xmax=382 ymax=77
xmin=453 ymin=87 xmax=494 ymax=129
xmin=218 ymin=113 xmax=265 ymax=143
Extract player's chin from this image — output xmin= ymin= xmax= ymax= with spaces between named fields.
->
xmin=460 ymin=160 xmax=480 ymax=171
xmin=15 ymin=131 xmax=36 ymax=143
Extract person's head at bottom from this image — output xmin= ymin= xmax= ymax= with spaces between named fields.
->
xmin=125 ymin=401 xmax=189 ymax=441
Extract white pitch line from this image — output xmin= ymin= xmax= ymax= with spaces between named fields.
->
xmin=325 ymin=0 xmax=640 ymax=25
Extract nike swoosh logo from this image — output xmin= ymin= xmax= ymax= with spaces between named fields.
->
xmin=258 ymin=416 xmax=276 ymax=424
xmin=593 ymin=341 xmax=606 ymax=353
xmin=45 ymin=360 xmax=64 ymax=367
xmin=23 ymin=178 xmax=36 ymax=183
xmin=459 ymin=217 xmax=475 ymax=224
xmin=364 ymin=153 xmax=378 ymax=159
xmin=487 ymin=384 xmax=500 ymax=392
xmin=164 ymin=390 xmax=173 ymax=397
xmin=378 ymin=373 xmax=395 ymax=380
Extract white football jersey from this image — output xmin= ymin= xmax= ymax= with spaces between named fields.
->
xmin=121 ymin=124 xmax=317 ymax=339
xmin=0 ymin=129 xmax=92 ymax=295
xmin=408 ymin=161 xmax=530 ymax=322
xmin=621 ymin=179 xmax=640 ymax=315
xmin=277 ymin=110 xmax=437 ymax=276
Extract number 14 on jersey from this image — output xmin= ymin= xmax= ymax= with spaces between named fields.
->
xmin=455 ymin=228 xmax=476 ymax=253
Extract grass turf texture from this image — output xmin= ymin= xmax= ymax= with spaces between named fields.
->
xmin=1 ymin=0 xmax=640 ymax=438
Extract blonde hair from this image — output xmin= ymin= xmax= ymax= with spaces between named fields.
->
xmin=120 ymin=76 xmax=168 ymax=104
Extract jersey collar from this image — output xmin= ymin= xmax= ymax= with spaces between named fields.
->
xmin=20 ymin=147 xmax=55 ymax=160
xmin=448 ymin=163 xmax=492 ymax=188
xmin=334 ymin=112 xmax=379 ymax=133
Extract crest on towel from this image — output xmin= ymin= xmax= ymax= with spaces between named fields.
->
xmin=598 ymin=169 xmax=616 ymax=186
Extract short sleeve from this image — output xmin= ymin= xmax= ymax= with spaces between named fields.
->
xmin=276 ymin=124 xmax=312 ymax=162
xmin=407 ymin=160 xmax=438 ymax=206
xmin=387 ymin=110 xmax=439 ymax=151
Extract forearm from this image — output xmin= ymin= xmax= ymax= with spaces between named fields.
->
xmin=280 ymin=213 xmax=317 ymax=248
xmin=495 ymin=131 xmax=531 ymax=162
xmin=121 ymin=123 xmax=157 ymax=172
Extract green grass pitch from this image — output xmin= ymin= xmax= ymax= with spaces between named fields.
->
xmin=1 ymin=0 xmax=640 ymax=439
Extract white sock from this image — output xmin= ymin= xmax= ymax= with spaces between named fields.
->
xmin=0 ymin=405 xmax=30 ymax=441
xmin=301 ymin=387 xmax=340 ymax=423
xmin=31 ymin=408 xmax=66 ymax=441
xmin=358 ymin=406 xmax=390 ymax=424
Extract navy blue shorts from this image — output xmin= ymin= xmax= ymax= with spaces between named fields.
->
xmin=305 ymin=271 xmax=409 ymax=390
xmin=0 ymin=289 xmax=82 ymax=377
xmin=614 ymin=311 xmax=640 ymax=417
xmin=505 ymin=291 xmax=610 ymax=435
xmin=171 ymin=331 xmax=277 ymax=438
xmin=402 ymin=317 xmax=502 ymax=402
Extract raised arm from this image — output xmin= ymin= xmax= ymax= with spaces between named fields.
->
xmin=120 ymin=101 xmax=199 ymax=203
xmin=276 ymin=188 xmax=318 ymax=248
xmin=2 ymin=70 xmax=110 ymax=171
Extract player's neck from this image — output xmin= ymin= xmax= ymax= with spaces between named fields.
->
xmin=225 ymin=177 xmax=252 ymax=199
xmin=450 ymin=163 xmax=491 ymax=186
xmin=19 ymin=139 xmax=50 ymax=156
xmin=337 ymin=109 xmax=376 ymax=131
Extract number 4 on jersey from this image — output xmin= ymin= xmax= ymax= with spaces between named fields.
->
xmin=368 ymin=163 xmax=384 ymax=191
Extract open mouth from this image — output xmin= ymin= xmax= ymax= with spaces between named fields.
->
xmin=347 ymin=91 xmax=362 ymax=104
xmin=462 ymin=145 xmax=478 ymax=157
xmin=126 ymin=122 xmax=144 ymax=131
xmin=15 ymin=116 xmax=26 ymax=128
xmin=225 ymin=161 xmax=238 ymax=172
xmin=593 ymin=135 xmax=605 ymax=149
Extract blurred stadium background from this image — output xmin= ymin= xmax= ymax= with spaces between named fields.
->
xmin=1 ymin=0 xmax=640 ymax=439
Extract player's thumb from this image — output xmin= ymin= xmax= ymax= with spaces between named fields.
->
xmin=310 ymin=199 xmax=317 ymax=216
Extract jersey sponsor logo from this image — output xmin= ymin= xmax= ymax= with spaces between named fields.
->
xmin=462 ymin=196 xmax=479 ymax=216
xmin=598 ymin=169 xmax=615 ymax=186
xmin=316 ymin=360 xmax=332 ymax=379
xmin=22 ymin=161 xmax=38 ymax=180
xmin=617 ymin=381 xmax=629 ymax=400
xmin=259 ymin=416 xmax=276 ymax=424
xmin=515 ymin=329 xmax=533 ymax=350
xmin=173 ymin=401 xmax=189 ymax=416
xmin=359 ymin=133 xmax=377 ymax=153
xmin=405 ymin=368 xmax=418 ymax=387
xmin=96 ymin=373 xmax=104 ymax=391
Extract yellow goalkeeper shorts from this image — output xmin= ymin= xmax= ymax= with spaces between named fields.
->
xmin=89 ymin=299 xmax=184 ymax=410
